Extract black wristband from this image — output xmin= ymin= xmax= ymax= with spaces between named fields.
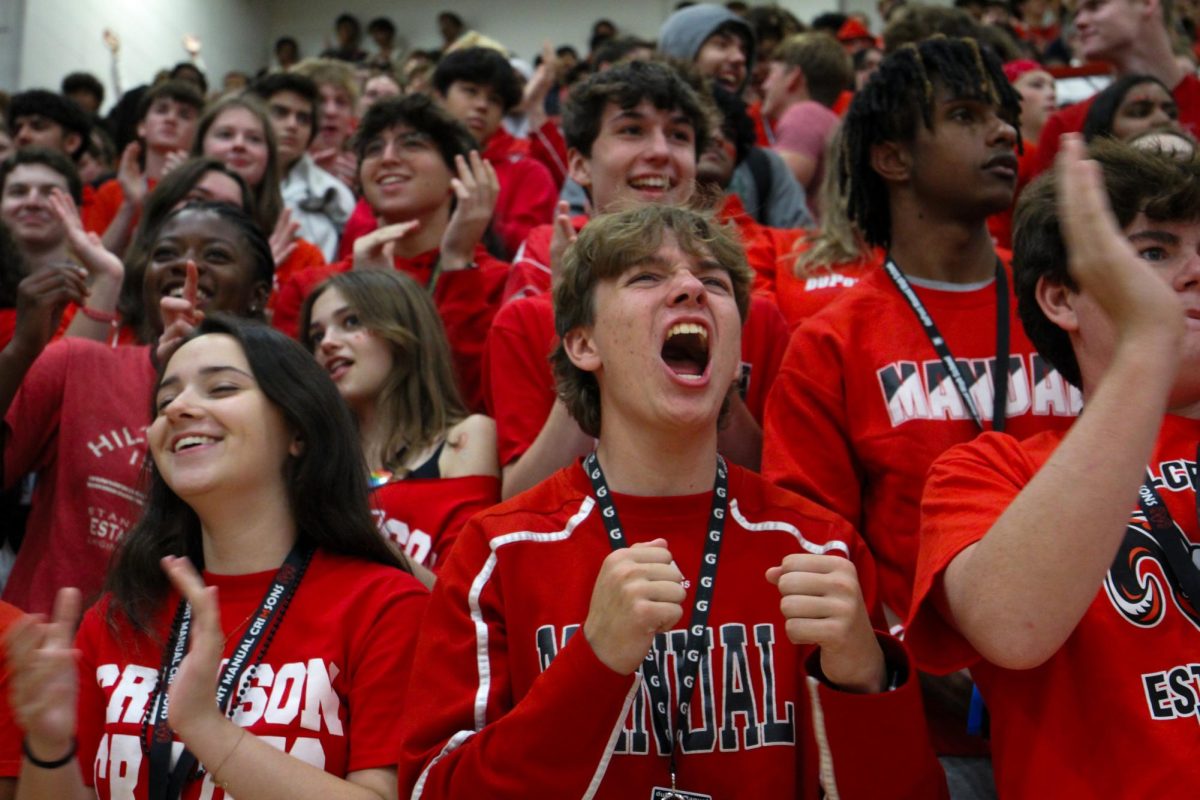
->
xmin=22 ymin=737 xmax=77 ymax=769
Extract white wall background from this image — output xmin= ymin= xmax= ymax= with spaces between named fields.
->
xmin=267 ymin=0 xmax=881 ymax=66
xmin=10 ymin=0 xmax=270 ymax=110
xmin=9 ymin=0 xmax=895 ymax=105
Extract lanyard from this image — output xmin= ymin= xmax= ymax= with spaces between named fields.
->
xmin=145 ymin=543 xmax=313 ymax=800
xmin=1136 ymin=451 xmax=1200 ymax=604
xmin=582 ymin=452 xmax=727 ymax=794
xmin=882 ymin=257 xmax=1010 ymax=433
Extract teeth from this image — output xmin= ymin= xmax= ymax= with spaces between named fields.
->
xmin=378 ymin=175 xmax=405 ymax=185
xmin=667 ymin=322 xmax=708 ymax=340
xmin=165 ymin=287 xmax=211 ymax=300
xmin=174 ymin=435 xmax=217 ymax=453
xmin=630 ymin=176 xmax=669 ymax=189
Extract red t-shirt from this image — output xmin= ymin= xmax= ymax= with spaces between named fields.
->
xmin=526 ymin=119 xmax=569 ymax=189
xmin=762 ymin=264 xmax=1080 ymax=618
xmin=748 ymin=99 xmax=773 ymax=147
xmin=271 ymin=245 xmax=507 ymax=412
xmin=1035 ymin=72 xmax=1200 ymax=174
xmin=718 ymin=193 xmax=804 ymax=297
xmin=762 ymin=231 xmax=882 ymax=331
xmin=83 ymin=178 xmax=158 ymax=237
xmin=273 ymin=237 xmax=327 ymax=293
xmin=337 ymin=197 xmax=376 ymax=263
xmin=371 ymin=474 xmax=500 ymax=569
xmin=906 ymin=417 xmax=1200 ymax=797
xmin=76 ymin=550 xmax=429 ymax=799
xmin=0 ymin=601 xmax=24 ymax=778
xmin=0 ymin=309 xmax=15 ymax=351
xmin=484 ymin=293 xmax=788 ymax=466
xmin=501 ymin=215 xmax=588 ymax=304
xmin=397 ymin=462 xmax=946 ymax=800
xmin=484 ymin=128 xmax=559 ymax=259
xmin=3 ymin=341 xmax=156 ymax=613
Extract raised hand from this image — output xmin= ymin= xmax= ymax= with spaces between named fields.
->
xmin=182 ymin=33 xmax=202 ymax=58
xmin=519 ymin=41 xmax=557 ymax=118
xmin=5 ymin=588 xmax=83 ymax=757
xmin=440 ymin=151 xmax=499 ymax=271
xmin=116 ymin=142 xmax=147 ymax=210
xmin=10 ymin=267 xmax=88 ymax=359
xmin=766 ymin=554 xmax=885 ymax=693
xmin=547 ymin=201 xmax=577 ymax=277
xmin=583 ymin=538 xmax=686 ymax=675
xmin=161 ymin=150 xmax=190 ymax=179
xmin=156 ymin=259 xmax=203 ymax=363
xmin=160 ymin=556 xmax=226 ymax=741
xmin=47 ymin=188 xmax=123 ymax=284
xmin=102 ymin=28 xmax=120 ymax=54
xmin=269 ymin=207 xmax=301 ymax=267
xmin=311 ymin=149 xmax=357 ymax=188
xmin=1055 ymin=134 xmax=1184 ymax=347
xmin=352 ymin=220 xmax=420 ymax=270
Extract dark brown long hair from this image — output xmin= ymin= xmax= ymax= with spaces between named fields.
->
xmin=105 ymin=315 xmax=410 ymax=635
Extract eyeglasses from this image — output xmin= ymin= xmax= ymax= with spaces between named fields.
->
xmin=361 ymin=130 xmax=435 ymax=160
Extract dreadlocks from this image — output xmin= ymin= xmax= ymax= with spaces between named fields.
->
xmin=838 ymin=36 xmax=1022 ymax=248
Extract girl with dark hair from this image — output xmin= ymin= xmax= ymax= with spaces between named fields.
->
xmin=300 ymin=270 xmax=499 ymax=569
xmin=7 ymin=315 xmax=428 ymax=799
xmin=105 ymin=157 xmax=253 ymax=343
xmin=1082 ymin=73 xmax=1186 ymax=143
xmin=191 ymin=96 xmax=327 ymax=311
xmin=0 ymin=203 xmax=274 ymax=615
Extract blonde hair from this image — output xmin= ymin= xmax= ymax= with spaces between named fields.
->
xmin=292 ymin=57 xmax=360 ymax=104
xmin=795 ymin=126 xmax=871 ymax=274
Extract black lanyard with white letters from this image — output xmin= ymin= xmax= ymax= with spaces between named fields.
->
xmin=144 ymin=542 xmax=313 ymax=800
xmin=883 ymin=256 xmax=1010 ymax=433
xmin=582 ymin=452 xmax=726 ymax=798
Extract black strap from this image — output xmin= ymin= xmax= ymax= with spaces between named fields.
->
xmin=1136 ymin=453 xmax=1200 ymax=604
xmin=582 ymin=452 xmax=727 ymax=788
xmin=145 ymin=543 xmax=313 ymax=800
xmin=882 ymin=256 xmax=1010 ymax=433
xmin=406 ymin=440 xmax=447 ymax=480
xmin=744 ymin=148 xmax=773 ymax=225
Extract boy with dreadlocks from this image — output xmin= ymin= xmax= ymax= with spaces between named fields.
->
xmin=906 ymin=137 xmax=1200 ymax=796
xmin=762 ymin=35 xmax=1081 ymax=775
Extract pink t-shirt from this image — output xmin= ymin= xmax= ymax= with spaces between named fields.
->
xmin=3 ymin=340 xmax=156 ymax=613
xmin=772 ymin=100 xmax=839 ymax=211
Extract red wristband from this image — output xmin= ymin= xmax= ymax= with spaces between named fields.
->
xmin=79 ymin=305 xmax=121 ymax=325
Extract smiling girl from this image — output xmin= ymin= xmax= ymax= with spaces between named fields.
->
xmin=300 ymin=271 xmax=499 ymax=568
xmin=6 ymin=315 xmax=427 ymax=800
xmin=191 ymin=96 xmax=326 ymax=305
xmin=0 ymin=203 xmax=273 ymax=614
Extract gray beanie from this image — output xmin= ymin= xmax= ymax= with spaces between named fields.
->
xmin=657 ymin=4 xmax=755 ymax=64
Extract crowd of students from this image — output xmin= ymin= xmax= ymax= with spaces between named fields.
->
xmin=0 ymin=1 xmax=1198 ymax=798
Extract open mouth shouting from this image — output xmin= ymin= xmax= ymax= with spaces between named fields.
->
xmin=661 ymin=321 xmax=711 ymax=383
